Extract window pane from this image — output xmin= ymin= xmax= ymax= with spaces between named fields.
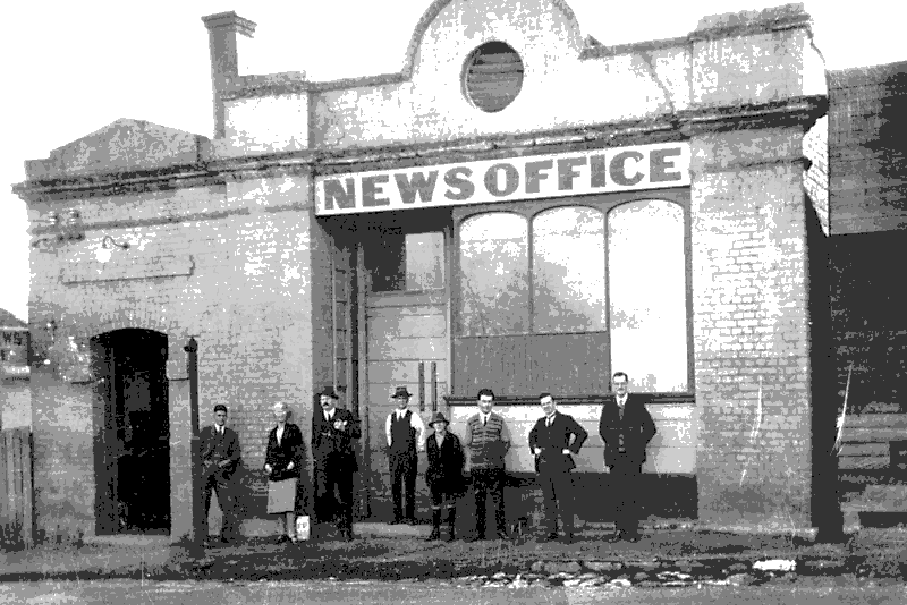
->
xmin=405 ymin=233 xmax=444 ymax=290
xmin=367 ymin=231 xmax=444 ymax=292
xmin=458 ymin=213 xmax=529 ymax=336
xmin=609 ymin=200 xmax=687 ymax=392
xmin=533 ymin=207 xmax=606 ymax=333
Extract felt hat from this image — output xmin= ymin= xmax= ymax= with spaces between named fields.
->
xmin=319 ymin=386 xmax=339 ymax=399
xmin=429 ymin=411 xmax=450 ymax=427
xmin=392 ymin=386 xmax=413 ymax=399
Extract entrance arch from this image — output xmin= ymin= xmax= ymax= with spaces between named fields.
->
xmin=92 ymin=328 xmax=170 ymax=535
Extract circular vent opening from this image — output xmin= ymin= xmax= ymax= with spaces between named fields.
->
xmin=463 ymin=41 xmax=524 ymax=113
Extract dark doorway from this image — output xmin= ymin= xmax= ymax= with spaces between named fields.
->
xmin=92 ymin=329 xmax=170 ymax=535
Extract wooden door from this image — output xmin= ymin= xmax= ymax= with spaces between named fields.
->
xmin=361 ymin=212 xmax=451 ymax=520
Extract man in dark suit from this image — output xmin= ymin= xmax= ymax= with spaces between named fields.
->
xmin=312 ymin=386 xmax=362 ymax=541
xmin=528 ymin=392 xmax=588 ymax=544
xmin=200 ymin=404 xmax=241 ymax=545
xmin=598 ymin=372 xmax=656 ymax=543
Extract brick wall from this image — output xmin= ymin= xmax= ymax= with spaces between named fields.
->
xmin=828 ymin=62 xmax=907 ymax=234
xmin=691 ymin=128 xmax=812 ymax=531
xmin=24 ymin=174 xmax=323 ymax=540
xmin=830 ymin=230 xmax=906 ymax=413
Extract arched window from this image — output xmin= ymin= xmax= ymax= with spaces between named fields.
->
xmin=532 ymin=207 xmax=606 ymax=333
xmin=458 ymin=213 xmax=529 ymax=336
xmin=452 ymin=195 xmax=689 ymax=397
xmin=608 ymin=200 xmax=688 ymax=392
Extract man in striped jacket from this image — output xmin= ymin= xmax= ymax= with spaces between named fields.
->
xmin=465 ymin=388 xmax=511 ymax=541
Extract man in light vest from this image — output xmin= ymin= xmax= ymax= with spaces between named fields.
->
xmin=385 ymin=386 xmax=426 ymax=525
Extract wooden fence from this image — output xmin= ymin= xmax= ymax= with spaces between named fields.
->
xmin=0 ymin=428 xmax=34 ymax=549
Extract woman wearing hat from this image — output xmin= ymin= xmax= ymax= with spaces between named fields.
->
xmin=264 ymin=401 xmax=305 ymax=543
xmin=424 ymin=411 xmax=466 ymax=542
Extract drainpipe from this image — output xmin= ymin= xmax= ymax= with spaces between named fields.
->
xmin=184 ymin=337 xmax=203 ymax=548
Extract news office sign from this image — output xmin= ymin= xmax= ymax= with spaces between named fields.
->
xmin=315 ymin=142 xmax=690 ymax=215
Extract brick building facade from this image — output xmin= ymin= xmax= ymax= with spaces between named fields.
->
xmin=11 ymin=0 xmax=897 ymax=542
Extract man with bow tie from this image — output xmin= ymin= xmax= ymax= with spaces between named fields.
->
xmin=598 ymin=372 xmax=656 ymax=543
xmin=528 ymin=392 xmax=587 ymax=543
xmin=200 ymin=404 xmax=241 ymax=545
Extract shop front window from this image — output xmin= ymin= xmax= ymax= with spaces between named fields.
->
xmin=458 ymin=213 xmax=528 ymax=335
xmin=454 ymin=197 xmax=688 ymax=397
xmin=366 ymin=231 xmax=444 ymax=292
xmin=608 ymin=201 xmax=688 ymax=392
xmin=532 ymin=207 xmax=606 ymax=333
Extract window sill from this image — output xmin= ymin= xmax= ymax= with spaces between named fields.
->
xmin=444 ymin=393 xmax=695 ymax=406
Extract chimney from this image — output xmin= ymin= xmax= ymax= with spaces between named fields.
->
xmin=202 ymin=11 xmax=256 ymax=139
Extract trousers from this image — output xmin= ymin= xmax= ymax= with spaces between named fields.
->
xmin=389 ymin=452 xmax=417 ymax=521
xmin=609 ymin=458 xmax=643 ymax=534
xmin=472 ymin=468 xmax=506 ymax=536
xmin=538 ymin=470 xmax=573 ymax=534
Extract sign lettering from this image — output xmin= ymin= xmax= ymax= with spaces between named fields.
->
xmin=315 ymin=142 xmax=690 ymax=215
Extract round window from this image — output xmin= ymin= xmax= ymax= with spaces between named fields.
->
xmin=462 ymin=41 xmax=524 ymax=113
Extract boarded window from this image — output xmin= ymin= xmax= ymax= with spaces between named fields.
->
xmin=463 ymin=41 xmax=524 ymax=113
xmin=608 ymin=200 xmax=688 ymax=392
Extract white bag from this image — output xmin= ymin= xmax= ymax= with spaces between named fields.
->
xmin=295 ymin=515 xmax=311 ymax=541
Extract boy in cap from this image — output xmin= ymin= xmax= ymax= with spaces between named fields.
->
xmin=384 ymin=386 xmax=426 ymax=525
xmin=425 ymin=411 xmax=465 ymax=542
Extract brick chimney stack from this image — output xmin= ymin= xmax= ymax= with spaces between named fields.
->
xmin=202 ymin=11 xmax=256 ymax=139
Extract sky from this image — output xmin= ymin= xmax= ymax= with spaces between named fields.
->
xmin=2 ymin=0 xmax=905 ymax=323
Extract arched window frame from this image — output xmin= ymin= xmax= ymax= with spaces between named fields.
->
xmin=450 ymin=188 xmax=692 ymax=400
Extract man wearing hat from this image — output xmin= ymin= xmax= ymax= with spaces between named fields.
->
xmin=384 ymin=386 xmax=426 ymax=525
xmin=528 ymin=392 xmax=588 ymax=543
xmin=425 ymin=411 xmax=465 ymax=542
xmin=312 ymin=386 xmax=362 ymax=541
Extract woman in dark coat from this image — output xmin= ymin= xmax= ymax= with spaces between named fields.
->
xmin=264 ymin=401 xmax=305 ymax=543
xmin=425 ymin=411 xmax=466 ymax=542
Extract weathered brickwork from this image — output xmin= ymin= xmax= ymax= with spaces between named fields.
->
xmin=691 ymin=129 xmax=812 ymax=530
xmin=828 ymin=62 xmax=907 ymax=233
xmin=22 ymin=173 xmax=318 ymax=539
xmin=9 ymin=2 xmax=838 ymax=539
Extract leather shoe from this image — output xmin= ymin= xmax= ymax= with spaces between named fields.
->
xmin=466 ymin=535 xmax=484 ymax=543
xmin=560 ymin=534 xmax=575 ymax=545
xmin=496 ymin=531 xmax=509 ymax=540
xmin=406 ymin=518 xmax=418 ymax=526
xmin=608 ymin=532 xmax=623 ymax=544
xmin=625 ymin=534 xmax=640 ymax=543
xmin=389 ymin=519 xmax=403 ymax=526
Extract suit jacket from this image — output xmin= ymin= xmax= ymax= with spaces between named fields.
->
xmin=200 ymin=425 xmax=241 ymax=482
xmin=528 ymin=412 xmax=588 ymax=474
xmin=264 ymin=423 xmax=304 ymax=481
xmin=425 ymin=430 xmax=466 ymax=493
xmin=312 ymin=407 xmax=362 ymax=473
xmin=598 ymin=394 xmax=656 ymax=468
